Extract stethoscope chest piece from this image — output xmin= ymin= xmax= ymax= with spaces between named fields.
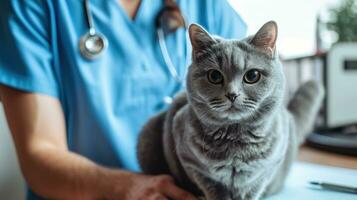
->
xmin=79 ymin=28 xmax=108 ymax=60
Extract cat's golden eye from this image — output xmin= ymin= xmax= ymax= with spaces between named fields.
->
xmin=243 ymin=69 xmax=261 ymax=84
xmin=207 ymin=69 xmax=224 ymax=84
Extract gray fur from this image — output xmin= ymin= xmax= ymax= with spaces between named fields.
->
xmin=137 ymin=21 xmax=324 ymax=200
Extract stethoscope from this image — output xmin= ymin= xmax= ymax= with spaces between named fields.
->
xmin=79 ymin=0 xmax=108 ymax=60
xmin=79 ymin=0 xmax=188 ymax=104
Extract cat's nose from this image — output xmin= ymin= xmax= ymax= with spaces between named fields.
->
xmin=225 ymin=93 xmax=238 ymax=102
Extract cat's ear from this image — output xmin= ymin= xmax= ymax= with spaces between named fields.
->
xmin=250 ymin=21 xmax=278 ymax=57
xmin=189 ymin=24 xmax=216 ymax=56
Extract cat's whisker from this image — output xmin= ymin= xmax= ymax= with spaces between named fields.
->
xmin=210 ymin=98 xmax=222 ymax=102
xmin=244 ymin=104 xmax=256 ymax=109
xmin=191 ymin=95 xmax=207 ymax=105
xmin=211 ymin=104 xmax=226 ymax=109
xmin=242 ymin=101 xmax=257 ymax=107
xmin=210 ymin=99 xmax=221 ymax=102
xmin=242 ymin=102 xmax=255 ymax=105
xmin=242 ymin=101 xmax=256 ymax=106
xmin=243 ymin=100 xmax=254 ymax=102
xmin=247 ymin=130 xmax=264 ymax=140
xmin=210 ymin=101 xmax=224 ymax=106
xmin=244 ymin=97 xmax=258 ymax=102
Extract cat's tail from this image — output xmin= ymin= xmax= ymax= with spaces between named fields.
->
xmin=287 ymin=80 xmax=325 ymax=144
xmin=137 ymin=92 xmax=188 ymax=175
xmin=137 ymin=111 xmax=171 ymax=175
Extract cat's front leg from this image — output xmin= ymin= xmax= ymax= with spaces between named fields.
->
xmin=231 ymin=188 xmax=262 ymax=200
xmin=231 ymin=177 xmax=268 ymax=200
xmin=189 ymin=168 xmax=232 ymax=200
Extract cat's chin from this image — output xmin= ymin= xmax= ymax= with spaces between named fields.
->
xmin=226 ymin=105 xmax=240 ymax=113
xmin=218 ymin=111 xmax=248 ymax=122
xmin=196 ymin=110 xmax=243 ymax=125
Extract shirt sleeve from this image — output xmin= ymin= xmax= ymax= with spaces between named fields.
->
xmin=0 ymin=0 xmax=59 ymax=98
xmin=211 ymin=0 xmax=248 ymax=40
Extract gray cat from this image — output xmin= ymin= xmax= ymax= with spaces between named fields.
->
xmin=137 ymin=21 xmax=324 ymax=200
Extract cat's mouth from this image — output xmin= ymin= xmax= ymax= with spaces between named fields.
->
xmin=226 ymin=105 xmax=240 ymax=112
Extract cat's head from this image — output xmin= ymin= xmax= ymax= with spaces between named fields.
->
xmin=186 ymin=21 xmax=285 ymax=125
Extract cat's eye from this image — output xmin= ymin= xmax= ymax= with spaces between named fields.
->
xmin=243 ymin=69 xmax=261 ymax=84
xmin=207 ymin=69 xmax=224 ymax=84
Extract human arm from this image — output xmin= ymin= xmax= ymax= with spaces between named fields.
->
xmin=0 ymin=85 xmax=197 ymax=200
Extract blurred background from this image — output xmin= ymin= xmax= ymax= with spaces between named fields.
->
xmin=231 ymin=0 xmax=342 ymax=58
xmin=0 ymin=105 xmax=25 ymax=199
xmin=1 ymin=0 xmax=356 ymax=199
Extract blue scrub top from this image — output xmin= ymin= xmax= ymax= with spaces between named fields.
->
xmin=0 ymin=0 xmax=246 ymax=199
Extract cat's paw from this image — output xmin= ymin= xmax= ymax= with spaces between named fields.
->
xmin=198 ymin=196 xmax=206 ymax=200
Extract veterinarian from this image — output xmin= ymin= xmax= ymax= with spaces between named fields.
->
xmin=0 ymin=0 xmax=246 ymax=199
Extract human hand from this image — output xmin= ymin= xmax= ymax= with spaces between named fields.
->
xmin=103 ymin=172 xmax=198 ymax=200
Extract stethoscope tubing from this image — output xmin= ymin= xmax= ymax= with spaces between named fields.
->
xmin=84 ymin=0 xmax=95 ymax=35
xmin=157 ymin=27 xmax=182 ymax=83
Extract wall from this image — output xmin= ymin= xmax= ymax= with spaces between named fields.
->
xmin=0 ymin=103 xmax=26 ymax=199
xmin=229 ymin=0 xmax=340 ymax=58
